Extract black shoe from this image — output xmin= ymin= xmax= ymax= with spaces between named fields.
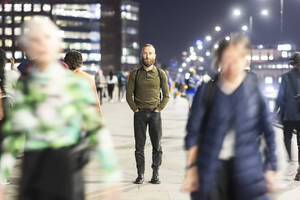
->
xmin=295 ymin=167 xmax=300 ymax=181
xmin=150 ymin=170 xmax=160 ymax=184
xmin=134 ymin=174 xmax=144 ymax=184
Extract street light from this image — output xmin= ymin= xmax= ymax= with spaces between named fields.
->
xmin=241 ymin=25 xmax=248 ymax=31
xmin=205 ymin=51 xmax=211 ymax=57
xmin=205 ymin=35 xmax=212 ymax=42
xmin=233 ymin=9 xmax=241 ymax=17
xmin=261 ymin=9 xmax=269 ymax=16
xmin=225 ymin=36 xmax=230 ymax=41
xmin=215 ymin=26 xmax=222 ymax=32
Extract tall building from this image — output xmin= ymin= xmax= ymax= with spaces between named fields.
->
xmin=1 ymin=0 xmax=140 ymax=74
xmin=100 ymin=0 xmax=140 ymax=74
xmin=250 ymin=43 xmax=296 ymax=111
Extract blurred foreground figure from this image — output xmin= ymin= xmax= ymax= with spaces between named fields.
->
xmin=275 ymin=52 xmax=300 ymax=180
xmin=0 ymin=16 xmax=121 ymax=200
xmin=182 ymin=33 xmax=277 ymax=200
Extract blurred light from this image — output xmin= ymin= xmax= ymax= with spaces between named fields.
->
xmin=225 ymin=36 xmax=230 ymax=41
xmin=233 ymin=9 xmax=241 ymax=16
xmin=265 ymin=76 xmax=273 ymax=84
xmin=196 ymin=39 xmax=203 ymax=46
xmin=197 ymin=45 xmax=203 ymax=50
xmin=186 ymin=57 xmax=191 ymax=62
xmin=205 ymin=51 xmax=211 ymax=57
xmin=179 ymin=68 xmax=183 ymax=72
xmin=190 ymin=46 xmax=195 ymax=52
xmin=214 ymin=44 xmax=219 ymax=49
xmin=282 ymin=51 xmax=288 ymax=58
xmin=241 ymin=25 xmax=248 ymax=31
xmin=185 ymin=73 xmax=191 ymax=79
xmin=277 ymin=44 xmax=292 ymax=51
xmin=258 ymin=44 xmax=264 ymax=49
xmin=215 ymin=26 xmax=221 ymax=32
xmin=205 ymin=35 xmax=212 ymax=42
xmin=182 ymin=63 xmax=187 ymax=67
xmin=269 ymin=55 xmax=274 ymax=60
xmin=203 ymin=74 xmax=211 ymax=82
xmin=261 ymin=9 xmax=269 ymax=16
xmin=182 ymin=51 xmax=188 ymax=56
xmin=199 ymin=57 xmax=204 ymax=62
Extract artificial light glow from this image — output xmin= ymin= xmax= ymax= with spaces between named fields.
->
xmin=214 ymin=44 xmax=219 ymax=49
xmin=261 ymin=9 xmax=269 ymax=16
xmin=205 ymin=51 xmax=211 ymax=57
xmin=225 ymin=36 xmax=230 ymax=41
xmin=241 ymin=25 xmax=248 ymax=31
xmin=215 ymin=26 xmax=221 ymax=32
xmin=182 ymin=63 xmax=187 ymax=68
xmin=233 ymin=9 xmax=241 ymax=16
xmin=179 ymin=68 xmax=183 ymax=72
xmin=205 ymin=35 xmax=212 ymax=42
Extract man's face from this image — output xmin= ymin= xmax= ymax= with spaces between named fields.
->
xmin=141 ymin=46 xmax=156 ymax=67
xmin=25 ymin=26 xmax=60 ymax=65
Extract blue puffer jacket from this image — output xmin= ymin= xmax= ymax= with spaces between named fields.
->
xmin=275 ymin=67 xmax=300 ymax=121
xmin=185 ymin=74 xmax=277 ymax=200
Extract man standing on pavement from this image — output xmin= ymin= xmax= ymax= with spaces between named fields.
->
xmin=126 ymin=44 xmax=170 ymax=184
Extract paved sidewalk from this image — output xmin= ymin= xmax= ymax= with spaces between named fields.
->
xmin=4 ymin=97 xmax=300 ymax=200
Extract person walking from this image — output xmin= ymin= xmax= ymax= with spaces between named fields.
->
xmin=106 ymin=71 xmax=117 ymax=102
xmin=0 ymin=16 xmax=121 ymax=200
xmin=182 ymin=34 xmax=277 ymax=200
xmin=95 ymin=69 xmax=106 ymax=105
xmin=117 ymin=71 xmax=128 ymax=102
xmin=126 ymin=44 xmax=170 ymax=184
xmin=185 ymin=68 xmax=200 ymax=107
xmin=275 ymin=52 xmax=300 ymax=180
xmin=64 ymin=50 xmax=102 ymax=116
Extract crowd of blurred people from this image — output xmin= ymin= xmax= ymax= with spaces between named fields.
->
xmin=0 ymin=14 xmax=299 ymax=200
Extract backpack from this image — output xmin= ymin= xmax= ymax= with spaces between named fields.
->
xmin=134 ymin=66 xmax=163 ymax=99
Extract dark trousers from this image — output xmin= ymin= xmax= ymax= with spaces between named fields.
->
xmin=107 ymin=84 xmax=115 ymax=100
xmin=283 ymin=121 xmax=300 ymax=163
xmin=134 ymin=110 xmax=162 ymax=175
xmin=191 ymin=160 xmax=235 ymax=200
xmin=97 ymin=87 xmax=103 ymax=105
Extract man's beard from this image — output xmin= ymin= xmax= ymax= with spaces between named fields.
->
xmin=142 ymin=58 xmax=155 ymax=67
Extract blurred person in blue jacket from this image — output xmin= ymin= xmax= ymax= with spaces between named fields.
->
xmin=182 ymin=33 xmax=277 ymax=200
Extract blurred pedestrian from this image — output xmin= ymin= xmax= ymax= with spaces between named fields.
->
xmin=106 ymin=71 xmax=118 ymax=102
xmin=185 ymin=68 xmax=200 ymax=107
xmin=0 ymin=16 xmax=121 ymax=200
xmin=182 ymin=34 xmax=277 ymax=200
xmin=275 ymin=52 xmax=300 ymax=180
xmin=95 ymin=69 xmax=106 ymax=105
xmin=64 ymin=50 xmax=102 ymax=116
xmin=117 ymin=71 xmax=128 ymax=102
xmin=126 ymin=44 xmax=170 ymax=184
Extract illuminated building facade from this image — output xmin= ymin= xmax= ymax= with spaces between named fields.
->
xmin=250 ymin=44 xmax=297 ymax=112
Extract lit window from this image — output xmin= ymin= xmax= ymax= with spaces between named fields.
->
xmin=269 ymin=55 xmax=274 ymax=60
xmin=261 ymin=55 xmax=268 ymax=60
xmin=24 ymin=16 xmax=32 ymax=21
xmin=0 ymin=41 xmax=2 ymax=47
xmin=14 ymin=16 xmax=22 ymax=23
xmin=132 ymin=42 xmax=139 ymax=49
xmin=33 ymin=4 xmax=41 ymax=12
xmin=81 ymin=53 xmax=88 ymax=61
xmin=14 ymin=4 xmax=22 ymax=12
xmin=0 ymin=16 xmax=2 ymax=23
xmin=43 ymin=4 xmax=51 ymax=12
xmin=5 ymin=28 xmax=12 ymax=36
xmin=0 ymin=28 xmax=2 ymax=35
xmin=122 ymin=48 xmax=129 ymax=56
xmin=5 ymin=16 xmax=12 ymax=24
xmin=269 ymin=100 xmax=275 ymax=112
xmin=282 ymin=51 xmax=288 ymax=58
xmin=5 ymin=52 xmax=12 ymax=60
xmin=14 ymin=51 xmax=22 ymax=59
xmin=252 ymin=56 xmax=259 ymax=61
xmin=15 ymin=28 xmax=21 ymax=36
xmin=126 ymin=27 xmax=137 ymax=35
xmin=5 ymin=40 xmax=13 ymax=47
xmin=265 ymin=76 xmax=273 ymax=84
xmin=278 ymin=77 xmax=282 ymax=83
xmin=88 ymin=53 xmax=101 ymax=61
xmin=24 ymin=4 xmax=32 ymax=12
xmin=4 ymin=4 xmax=12 ymax=12
xmin=276 ymin=64 xmax=282 ymax=69
xmin=0 ymin=5 xmax=2 ymax=12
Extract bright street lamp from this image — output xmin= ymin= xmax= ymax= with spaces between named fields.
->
xmin=215 ymin=26 xmax=222 ymax=32
xmin=261 ymin=9 xmax=269 ymax=16
xmin=233 ymin=9 xmax=241 ymax=17
xmin=241 ymin=25 xmax=248 ymax=31
xmin=205 ymin=35 xmax=212 ymax=42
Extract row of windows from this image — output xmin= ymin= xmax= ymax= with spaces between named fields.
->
xmin=121 ymin=11 xmax=138 ymax=21
xmin=60 ymin=52 xmax=101 ymax=62
xmin=0 ymin=4 xmax=51 ymax=12
xmin=52 ymin=4 xmax=101 ymax=19
xmin=264 ymin=76 xmax=281 ymax=84
xmin=63 ymin=42 xmax=100 ymax=51
xmin=63 ymin=31 xmax=100 ymax=41
xmin=0 ymin=27 xmax=22 ymax=36
xmin=121 ymin=5 xmax=139 ymax=13
xmin=121 ymin=55 xmax=139 ymax=64
xmin=123 ymin=27 xmax=138 ymax=35
xmin=56 ymin=20 xmax=99 ymax=30
xmin=254 ymin=64 xmax=293 ymax=70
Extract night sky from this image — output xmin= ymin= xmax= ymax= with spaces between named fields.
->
xmin=137 ymin=0 xmax=300 ymax=65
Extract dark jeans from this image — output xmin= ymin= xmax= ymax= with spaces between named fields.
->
xmin=97 ymin=87 xmax=103 ymax=105
xmin=283 ymin=121 xmax=300 ymax=163
xmin=191 ymin=160 xmax=235 ymax=200
xmin=107 ymin=84 xmax=115 ymax=100
xmin=134 ymin=110 xmax=162 ymax=175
